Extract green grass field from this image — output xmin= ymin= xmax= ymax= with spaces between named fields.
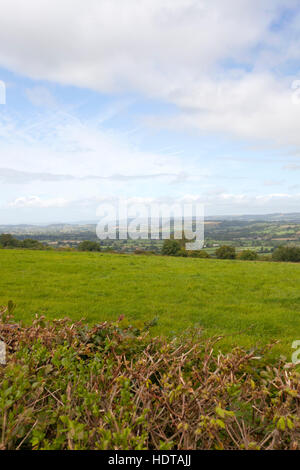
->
xmin=0 ymin=249 xmax=299 ymax=359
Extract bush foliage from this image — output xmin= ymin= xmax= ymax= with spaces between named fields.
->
xmin=187 ymin=250 xmax=211 ymax=259
xmin=161 ymin=239 xmax=182 ymax=256
xmin=78 ymin=241 xmax=101 ymax=252
xmin=0 ymin=303 xmax=299 ymax=450
xmin=238 ymin=250 xmax=258 ymax=261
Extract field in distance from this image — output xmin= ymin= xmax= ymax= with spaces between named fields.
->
xmin=0 ymin=249 xmax=299 ymax=359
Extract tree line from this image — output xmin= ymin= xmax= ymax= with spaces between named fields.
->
xmin=161 ymin=238 xmax=300 ymax=262
xmin=1 ymin=233 xmax=300 ymax=262
xmin=0 ymin=234 xmax=45 ymax=250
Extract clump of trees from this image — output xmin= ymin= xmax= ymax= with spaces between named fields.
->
xmin=0 ymin=235 xmax=103 ymax=253
xmin=0 ymin=234 xmax=45 ymax=250
xmin=78 ymin=241 xmax=101 ymax=252
xmin=272 ymin=246 xmax=300 ymax=262
xmin=161 ymin=239 xmax=210 ymax=258
xmin=0 ymin=234 xmax=20 ymax=248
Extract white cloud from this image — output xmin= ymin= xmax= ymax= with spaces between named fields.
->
xmin=1 ymin=1 xmax=300 ymax=221
xmin=0 ymin=109 xmax=185 ymax=178
xmin=0 ymin=0 xmax=298 ymax=149
xmin=146 ymin=73 xmax=300 ymax=149
xmin=8 ymin=195 xmax=69 ymax=208
xmin=0 ymin=0 xmax=285 ymax=93
xmin=89 ymin=192 xmax=300 ymax=209
xmin=25 ymin=86 xmax=58 ymax=108
xmin=171 ymin=192 xmax=300 ymax=215
xmin=4 ymin=191 xmax=300 ymax=221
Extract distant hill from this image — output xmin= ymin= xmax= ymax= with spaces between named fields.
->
xmin=3 ymin=212 xmax=300 ymax=234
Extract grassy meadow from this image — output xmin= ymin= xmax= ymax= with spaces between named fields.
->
xmin=0 ymin=249 xmax=299 ymax=358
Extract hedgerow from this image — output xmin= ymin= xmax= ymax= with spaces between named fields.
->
xmin=0 ymin=303 xmax=299 ymax=450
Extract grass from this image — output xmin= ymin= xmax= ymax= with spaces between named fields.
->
xmin=0 ymin=249 xmax=299 ymax=359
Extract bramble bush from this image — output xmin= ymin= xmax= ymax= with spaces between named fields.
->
xmin=0 ymin=303 xmax=299 ymax=450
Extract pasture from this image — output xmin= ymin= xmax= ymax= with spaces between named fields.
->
xmin=0 ymin=249 xmax=299 ymax=358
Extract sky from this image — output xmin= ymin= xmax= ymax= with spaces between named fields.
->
xmin=1 ymin=0 xmax=300 ymax=224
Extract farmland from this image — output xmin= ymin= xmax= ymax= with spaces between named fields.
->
xmin=3 ymin=214 xmax=300 ymax=254
xmin=0 ymin=249 xmax=299 ymax=359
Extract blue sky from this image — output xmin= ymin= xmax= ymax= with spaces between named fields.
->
xmin=1 ymin=0 xmax=300 ymax=224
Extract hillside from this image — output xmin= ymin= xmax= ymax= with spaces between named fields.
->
xmin=0 ymin=249 xmax=299 ymax=358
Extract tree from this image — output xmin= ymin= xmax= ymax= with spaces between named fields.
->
xmin=78 ymin=241 xmax=101 ymax=252
xmin=215 ymin=245 xmax=236 ymax=260
xmin=238 ymin=250 xmax=258 ymax=261
xmin=161 ymin=239 xmax=181 ymax=256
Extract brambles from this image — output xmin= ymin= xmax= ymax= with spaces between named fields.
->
xmin=0 ymin=305 xmax=299 ymax=450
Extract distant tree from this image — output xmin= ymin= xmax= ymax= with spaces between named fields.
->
xmin=272 ymin=246 xmax=300 ymax=262
xmin=0 ymin=234 xmax=20 ymax=248
xmin=78 ymin=241 xmax=101 ymax=252
xmin=238 ymin=250 xmax=258 ymax=261
xmin=215 ymin=245 xmax=236 ymax=260
xmin=20 ymin=239 xmax=44 ymax=249
xmin=161 ymin=239 xmax=181 ymax=256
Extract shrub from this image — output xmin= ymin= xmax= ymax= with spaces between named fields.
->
xmin=0 ymin=304 xmax=299 ymax=450
xmin=215 ymin=245 xmax=236 ymax=259
xmin=134 ymin=249 xmax=155 ymax=256
xmin=272 ymin=246 xmax=300 ymax=263
xmin=188 ymin=250 xmax=211 ymax=259
xmin=78 ymin=241 xmax=101 ymax=252
xmin=238 ymin=250 xmax=258 ymax=261
xmin=175 ymin=249 xmax=188 ymax=257
xmin=258 ymin=254 xmax=272 ymax=261
xmin=161 ymin=239 xmax=181 ymax=256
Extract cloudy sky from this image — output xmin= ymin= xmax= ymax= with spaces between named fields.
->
xmin=1 ymin=0 xmax=300 ymax=223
